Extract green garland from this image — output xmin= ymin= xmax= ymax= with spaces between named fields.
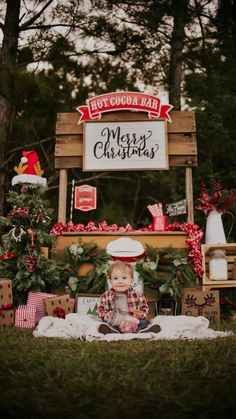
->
xmin=62 ymin=241 xmax=195 ymax=299
xmin=135 ymin=246 xmax=196 ymax=299
xmin=63 ymin=240 xmax=110 ymax=295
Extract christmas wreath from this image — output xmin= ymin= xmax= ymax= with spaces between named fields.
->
xmin=135 ymin=246 xmax=196 ymax=299
xmin=63 ymin=240 xmax=110 ymax=295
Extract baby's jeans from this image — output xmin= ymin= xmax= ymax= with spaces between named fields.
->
xmin=137 ymin=319 xmax=150 ymax=332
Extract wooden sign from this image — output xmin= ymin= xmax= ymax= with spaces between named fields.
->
xmin=74 ymin=185 xmax=97 ymax=211
xmin=166 ymin=199 xmax=187 ymax=216
xmin=76 ymin=294 xmax=100 ymax=316
xmin=181 ymin=288 xmax=220 ymax=322
xmin=77 ymin=92 xmax=173 ymax=124
xmin=83 ymin=120 xmax=168 ymax=171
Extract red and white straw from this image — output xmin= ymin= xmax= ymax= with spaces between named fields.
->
xmin=69 ymin=179 xmax=75 ymax=222
xmin=147 ymin=203 xmax=163 ymax=217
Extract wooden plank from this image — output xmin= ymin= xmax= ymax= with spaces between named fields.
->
xmin=55 ymin=156 xmax=83 ymax=169
xmin=55 ymin=142 xmax=83 ymax=157
xmin=58 ymin=170 xmax=68 ymax=223
xmin=55 ymin=155 xmax=197 ymax=169
xmin=169 ymin=156 xmax=197 ymax=167
xmin=168 ymin=134 xmax=197 ymax=155
xmin=185 ymin=167 xmax=194 ymax=223
xmin=56 ymin=134 xmax=83 ymax=144
xmin=56 ymin=111 xmax=196 ymax=135
xmin=168 ymin=111 xmax=196 ymax=133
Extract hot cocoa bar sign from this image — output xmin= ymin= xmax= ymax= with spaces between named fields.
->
xmin=83 ymin=120 xmax=168 ymax=171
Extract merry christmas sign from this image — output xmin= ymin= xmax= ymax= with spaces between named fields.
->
xmin=83 ymin=120 xmax=169 ymax=171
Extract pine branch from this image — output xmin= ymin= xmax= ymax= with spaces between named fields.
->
xmin=19 ymin=0 xmax=54 ymax=31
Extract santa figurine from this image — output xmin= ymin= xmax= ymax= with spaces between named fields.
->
xmin=12 ymin=150 xmax=47 ymax=186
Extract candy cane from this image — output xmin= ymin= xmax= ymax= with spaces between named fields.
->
xmin=69 ymin=179 xmax=75 ymax=222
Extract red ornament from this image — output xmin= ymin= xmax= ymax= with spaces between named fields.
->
xmin=0 ymin=251 xmax=18 ymax=261
xmin=22 ymin=255 xmax=38 ymax=272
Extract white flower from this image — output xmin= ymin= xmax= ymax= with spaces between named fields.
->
xmin=69 ymin=244 xmax=78 ymax=255
xmin=77 ymin=246 xmax=84 ymax=255
xmin=173 ymin=258 xmax=187 ymax=266
xmin=159 ymin=284 xmax=174 ymax=296
xmin=148 ymin=261 xmax=157 ymax=270
xmin=159 ymin=284 xmax=168 ymax=294
xmin=68 ymin=276 xmax=78 ymax=286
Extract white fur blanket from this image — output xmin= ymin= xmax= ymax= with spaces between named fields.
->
xmin=33 ymin=314 xmax=232 ymax=341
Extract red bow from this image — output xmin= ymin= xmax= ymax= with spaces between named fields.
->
xmin=53 ymin=306 xmax=66 ymax=319
xmin=0 ymin=303 xmax=13 ymax=316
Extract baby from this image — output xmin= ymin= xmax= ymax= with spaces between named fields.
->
xmin=97 ymin=260 xmax=161 ymax=334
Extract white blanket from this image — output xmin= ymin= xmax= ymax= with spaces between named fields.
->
xmin=33 ymin=314 xmax=233 ymax=341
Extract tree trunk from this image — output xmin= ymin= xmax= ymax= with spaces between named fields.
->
xmin=168 ymin=0 xmax=189 ymax=110
xmin=0 ymin=0 xmax=20 ymax=216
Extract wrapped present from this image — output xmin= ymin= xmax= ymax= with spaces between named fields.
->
xmin=0 ymin=279 xmax=14 ymax=327
xmin=27 ymin=292 xmax=57 ymax=323
xmin=0 ymin=304 xmax=14 ymax=327
xmin=69 ymin=298 xmax=75 ymax=313
xmin=0 ymin=278 xmax=13 ymax=305
xmin=15 ymin=304 xmax=36 ymax=328
xmin=44 ymin=294 xmax=71 ymax=318
xmin=50 ymin=289 xmax=75 ymax=313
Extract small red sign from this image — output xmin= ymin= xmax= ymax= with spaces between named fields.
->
xmin=74 ymin=185 xmax=97 ymax=211
xmin=77 ymin=92 xmax=173 ymax=124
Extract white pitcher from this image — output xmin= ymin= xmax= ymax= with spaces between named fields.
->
xmin=205 ymin=209 xmax=226 ymax=244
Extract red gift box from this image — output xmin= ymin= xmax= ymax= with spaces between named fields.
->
xmin=153 ymin=216 xmax=166 ymax=231
xmin=15 ymin=304 xmax=37 ymax=328
xmin=69 ymin=298 xmax=75 ymax=313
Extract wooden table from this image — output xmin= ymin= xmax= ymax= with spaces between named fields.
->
xmin=53 ymin=231 xmax=188 ymax=261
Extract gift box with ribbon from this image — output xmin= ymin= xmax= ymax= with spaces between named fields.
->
xmin=15 ymin=304 xmax=37 ymax=328
xmin=27 ymin=292 xmax=57 ymax=323
xmin=44 ymin=294 xmax=72 ymax=318
xmin=0 ymin=279 xmax=14 ymax=327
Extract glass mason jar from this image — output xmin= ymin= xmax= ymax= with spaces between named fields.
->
xmin=209 ymin=249 xmax=228 ymax=280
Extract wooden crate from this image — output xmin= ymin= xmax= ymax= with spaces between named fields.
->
xmin=201 ymin=244 xmax=236 ymax=291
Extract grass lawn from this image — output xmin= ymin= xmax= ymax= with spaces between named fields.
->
xmin=1 ymin=321 xmax=236 ymax=419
